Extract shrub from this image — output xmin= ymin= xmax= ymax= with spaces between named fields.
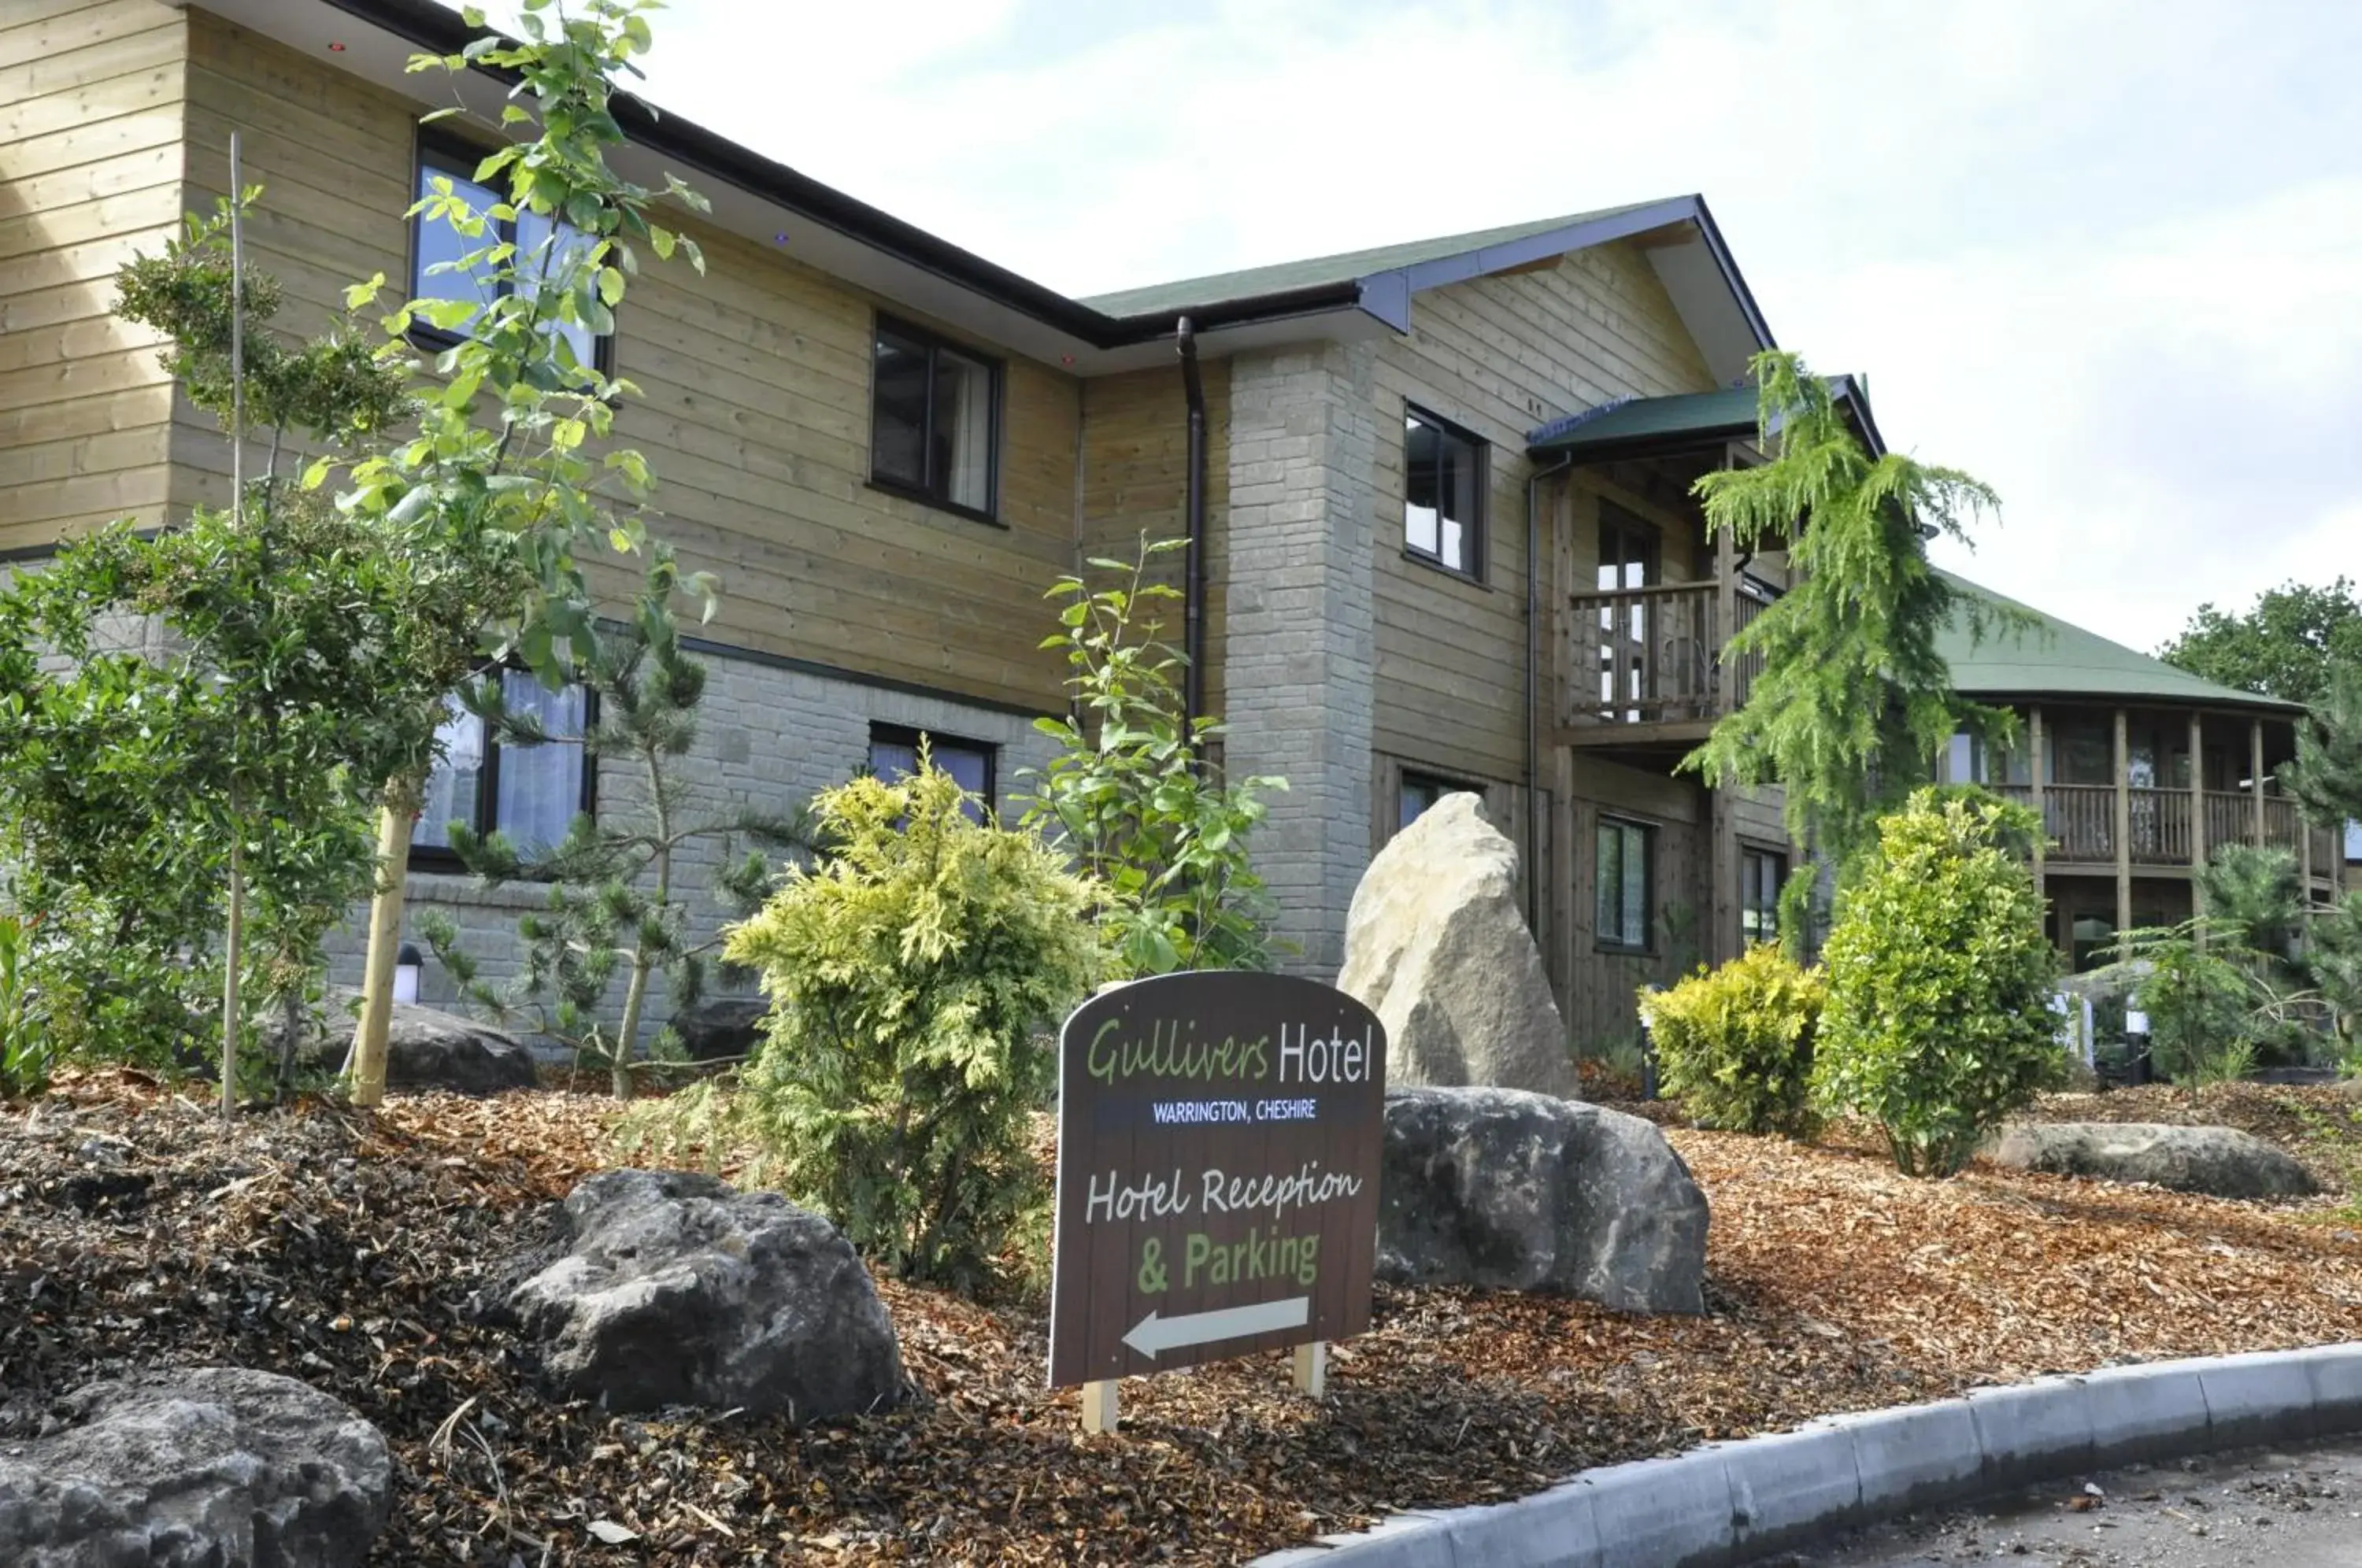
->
xmin=1021 ymin=537 xmax=1286 ymax=975
xmin=1639 ymin=945 xmax=1826 ymax=1136
xmin=1815 ymin=788 xmax=2064 ymax=1176
xmin=636 ymin=757 xmax=1105 ymax=1292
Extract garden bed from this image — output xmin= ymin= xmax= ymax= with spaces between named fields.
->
xmin=3 ymin=1073 xmax=2358 ymax=1565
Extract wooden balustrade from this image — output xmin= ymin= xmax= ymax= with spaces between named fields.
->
xmin=1563 ymin=579 xmax=1773 ymax=728
xmin=1997 ymin=782 xmax=2331 ymax=874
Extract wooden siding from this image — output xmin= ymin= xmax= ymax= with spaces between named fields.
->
xmin=0 ymin=0 xmax=187 ymax=552
xmin=1555 ymin=755 xmax=1713 ymax=1054
xmin=1368 ymin=242 xmax=1719 ymax=793
xmin=165 ymin=9 xmax=1082 ymax=714
xmin=1077 ymin=361 xmax=1232 ymax=715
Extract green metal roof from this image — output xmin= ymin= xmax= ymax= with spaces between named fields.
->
xmin=1076 ymin=200 xmax=1671 ymax=318
xmin=1938 ymin=570 xmax=2301 ymax=713
xmin=1525 ymin=376 xmax=1881 ymax=460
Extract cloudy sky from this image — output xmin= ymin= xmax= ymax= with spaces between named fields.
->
xmin=613 ymin=0 xmax=2360 ymax=653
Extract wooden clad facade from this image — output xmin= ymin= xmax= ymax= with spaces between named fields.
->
xmin=1 ymin=0 xmax=189 ymax=553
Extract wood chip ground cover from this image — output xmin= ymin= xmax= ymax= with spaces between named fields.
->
xmin=3 ymin=1075 xmax=2358 ymax=1564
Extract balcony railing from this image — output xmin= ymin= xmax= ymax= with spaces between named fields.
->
xmin=1994 ymin=783 xmax=2334 ymax=875
xmin=1564 ymin=580 xmax=1764 ymax=728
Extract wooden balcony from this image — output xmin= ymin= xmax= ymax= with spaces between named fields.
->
xmin=1993 ymin=783 xmax=2341 ymax=885
xmin=1561 ymin=579 xmax=1767 ymax=746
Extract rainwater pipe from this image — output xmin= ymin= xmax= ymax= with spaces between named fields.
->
xmin=1177 ymin=317 xmax=1207 ymax=735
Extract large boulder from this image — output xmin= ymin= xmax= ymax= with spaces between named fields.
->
xmin=1338 ymin=793 xmax=1581 ymax=1098
xmin=282 ymin=987 xmax=539 ymax=1095
xmin=1989 ymin=1122 xmax=2319 ymax=1200
xmin=509 ymin=1169 xmax=904 ymax=1421
xmin=0 ymin=1367 xmax=390 ymax=1568
xmin=668 ymin=995 xmax=769 ymax=1063
xmin=1378 ymin=1085 xmax=1709 ymax=1314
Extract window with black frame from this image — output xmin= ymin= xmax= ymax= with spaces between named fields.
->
xmin=411 ymin=671 xmax=593 ymax=867
xmin=409 ymin=138 xmax=609 ymax=373
xmin=1596 ymin=815 xmax=1654 ymax=952
xmin=1398 ymin=770 xmax=1479 ymax=831
xmin=1597 ymin=505 xmax=1657 ymax=720
xmin=870 ymin=316 xmax=998 ymax=520
xmin=867 ymin=723 xmax=996 ymax=824
xmin=1740 ymin=845 xmax=1786 ymax=947
xmin=1403 ymin=406 xmax=1485 ymax=576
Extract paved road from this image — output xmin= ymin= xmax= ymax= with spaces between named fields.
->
xmin=1792 ymin=1438 xmax=2362 ymax=1567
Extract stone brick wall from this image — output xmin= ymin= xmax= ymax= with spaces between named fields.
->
xmin=323 ymin=653 xmax=1057 ymax=1040
xmin=1220 ymin=342 xmax=1379 ymax=977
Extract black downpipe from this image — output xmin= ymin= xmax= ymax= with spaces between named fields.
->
xmin=1524 ymin=455 xmax=1575 ymax=933
xmin=1177 ymin=316 xmax=1207 ymax=736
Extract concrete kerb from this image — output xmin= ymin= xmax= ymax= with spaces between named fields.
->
xmin=1247 ymin=1342 xmax=2362 ymax=1568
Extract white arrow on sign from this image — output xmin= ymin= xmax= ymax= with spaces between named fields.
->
xmin=1122 ymin=1296 xmax=1310 ymax=1359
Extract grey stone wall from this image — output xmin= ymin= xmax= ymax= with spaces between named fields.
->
xmin=323 ymin=653 xmax=1057 ymax=1039
xmin=1220 ymin=342 xmax=1380 ymax=976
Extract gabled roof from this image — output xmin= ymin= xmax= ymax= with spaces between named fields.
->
xmin=1938 ymin=571 xmax=2301 ymax=714
xmin=1525 ymin=376 xmax=1884 ymax=462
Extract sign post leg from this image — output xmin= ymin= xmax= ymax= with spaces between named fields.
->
xmin=1291 ymin=1341 xmax=1327 ymax=1397
xmin=1080 ymin=1378 xmax=1119 ymax=1434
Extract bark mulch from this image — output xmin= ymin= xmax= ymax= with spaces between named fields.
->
xmin=3 ymin=1072 xmax=2358 ymax=1566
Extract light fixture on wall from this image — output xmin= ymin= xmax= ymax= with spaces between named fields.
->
xmin=394 ymin=943 xmax=423 ymax=1005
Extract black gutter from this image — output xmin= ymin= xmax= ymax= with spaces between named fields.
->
xmin=324 ymin=0 xmax=1371 ymax=352
xmin=1177 ymin=316 xmax=1207 ymax=734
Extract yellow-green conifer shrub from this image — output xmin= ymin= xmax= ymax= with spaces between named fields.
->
xmin=1815 ymin=788 xmax=2063 ymax=1177
xmin=1639 ymin=945 xmax=1827 ymax=1136
xmin=649 ymin=759 xmax=1105 ymax=1293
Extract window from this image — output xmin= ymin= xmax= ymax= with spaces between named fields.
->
xmin=1597 ymin=506 xmax=1658 ymax=719
xmin=1740 ymin=846 xmax=1786 ymax=947
xmin=1595 ymin=816 xmax=1654 ymax=952
xmin=411 ymin=138 xmax=609 ymax=372
xmin=1403 ymin=406 xmax=1485 ymax=575
xmin=870 ymin=316 xmax=998 ymax=520
xmin=868 ymin=723 xmax=996 ymax=823
xmin=1398 ymin=771 xmax=1479 ymax=831
xmin=413 ymin=671 xmax=592 ymax=866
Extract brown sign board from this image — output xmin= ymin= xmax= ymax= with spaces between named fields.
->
xmin=1046 ymin=971 xmax=1387 ymax=1389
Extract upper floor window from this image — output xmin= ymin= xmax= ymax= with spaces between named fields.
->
xmin=1398 ymin=770 xmax=1479 ymax=831
xmin=868 ymin=723 xmax=996 ymax=824
xmin=1596 ymin=815 xmax=1654 ymax=952
xmin=411 ymin=139 xmax=609 ymax=372
xmin=413 ymin=671 xmax=592 ymax=867
xmin=1404 ymin=406 xmax=1485 ymax=576
xmin=871 ymin=316 xmax=998 ymax=521
xmin=1741 ymin=846 xmax=1786 ymax=948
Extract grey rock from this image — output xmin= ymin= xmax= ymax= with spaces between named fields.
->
xmin=280 ymin=986 xmax=538 ymax=1095
xmin=509 ymin=1169 xmax=904 ymax=1421
xmin=1377 ymin=1085 xmax=1709 ymax=1314
xmin=1338 ymin=794 xmax=1581 ymax=1098
xmin=0 ymin=1366 xmax=391 ymax=1568
xmin=669 ymin=996 xmax=769 ymax=1063
xmin=1990 ymin=1122 xmax=2319 ymax=1199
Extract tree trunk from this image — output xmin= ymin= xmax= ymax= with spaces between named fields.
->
xmin=349 ymin=775 xmax=422 ymax=1107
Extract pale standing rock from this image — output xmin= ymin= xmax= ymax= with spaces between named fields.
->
xmin=1989 ymin=1122 xmax=2318 ymax=1200
xmin=1338 ymin=793 xmax=1580 ymax=1098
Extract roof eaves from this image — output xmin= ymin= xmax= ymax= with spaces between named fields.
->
xmin=1387 ymin=195 xmax=1709 ymax=296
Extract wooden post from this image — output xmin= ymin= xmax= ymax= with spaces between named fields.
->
xmin=2029 ymin=706 xmax=2047 ymax=906
xmin=1710 ymin=523 xmax=1738 ymax=965
xmin=1079 ymin=1379 xmax=1118 ymax=1434
xmin=2113 ymin=708 xmax=2133 ymax=946
xmin=2189 ymin=710 xmax=2207 ymax=939
xmin=1291 ymin=1341 xmax=1327 ymax=1397
xmin=2250 ymin=719 xmax=2267 ymax=847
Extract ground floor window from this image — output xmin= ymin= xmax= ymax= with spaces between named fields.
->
xmin=1398 ymin=770 xmax=1479 ymax=830
xmin=868 ymin=723 xmax=995 ymax=823
xmin=1741 ymin=845 xmax=1786 ymax=947
xmin=1595 ymin=815 xmax=1654 ymax=952
xmin=412 ymin=671 xmax=591 ymax=866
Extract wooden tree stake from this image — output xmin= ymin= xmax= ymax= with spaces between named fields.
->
xmin=1079 ymin=1379 xmax=1118 ymax=1434
xmin=1291 ymin=1341 xmax=1327 ymax=1397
